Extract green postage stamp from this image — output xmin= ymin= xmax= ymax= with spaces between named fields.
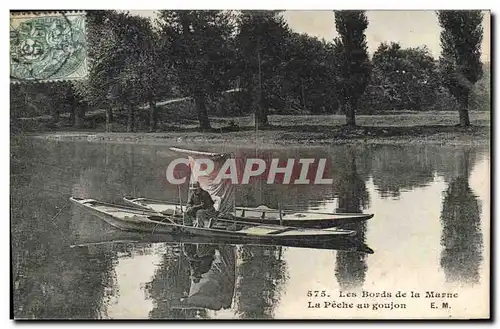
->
xmin=10 ymin=11 xmax=88 ymax=83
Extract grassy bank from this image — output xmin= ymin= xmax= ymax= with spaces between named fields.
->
xmin=25 ymin=111 xmax=490 ymax=147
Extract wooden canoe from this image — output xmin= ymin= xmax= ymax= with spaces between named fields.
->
xmin=123 ymin=196 xmax=374 ymax=228
xmin=70 ymin=197 xmax=357 ymax=242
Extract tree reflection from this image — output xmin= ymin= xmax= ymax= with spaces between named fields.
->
xmin=11 ymin=139 xmax=118 ymax=319
xmin=334 ymin=150 xmax=370 ymax=290
xmin=235 ymin=246 xmax=288 ymax=319
xmin=371 ymin=145 xmax=434 ymax=198
xmin=440 ymin=149 xmax=483 ymax=285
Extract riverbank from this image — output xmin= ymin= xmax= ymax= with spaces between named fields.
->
xmin=29 ymin=125 xmax=490 ymax=147
xmin=20 ymin=112 xmax=490 ymax=147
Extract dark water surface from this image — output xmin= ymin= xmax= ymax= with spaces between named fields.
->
xmin=11 ymin=138 xmax=490 ymax=319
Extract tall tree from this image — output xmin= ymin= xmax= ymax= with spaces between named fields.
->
xmin=237 ymin=11 xmax=291 ymax=127
xmin=333 ymin=11 xmax=371 ymax=126
xmin=437 ymin=10 xmax=484 ymax=126
xmin=157 ymin=11 xmax=236 ymax=130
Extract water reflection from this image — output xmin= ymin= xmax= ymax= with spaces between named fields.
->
xmin=143 ymin=243 xmax=202 ymax=319
xmin=333 ymin=150 xmax=369 ymax=290
xmin=370 ymin=145 xmax=435 ymax=199
xmin=179 ymin=244 xmax=236 ymax=312
xmin=11 ymin=138 xmax=118 ymax=319
xmin=10 ymin=138 xmax=489 ymax=319
xmin=235 ymin=246 xmax=288 ymax=319
xmin=440 ymin=149 xmax=483 ymax=285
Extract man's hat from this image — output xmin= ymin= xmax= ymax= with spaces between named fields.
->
xmin=189 ymin=181 xmax=200 ymax=190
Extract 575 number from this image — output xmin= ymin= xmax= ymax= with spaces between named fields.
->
xmin=307 ymin=290 xmax=328 ymax=298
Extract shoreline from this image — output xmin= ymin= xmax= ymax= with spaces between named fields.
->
xmin=24 ymin=127 xmax=490 ymax=147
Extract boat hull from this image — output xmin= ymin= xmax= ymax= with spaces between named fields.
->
xmin=123 ymin=196 xmax=373 ymax=228
xmin=70 ymin=197 xmax=357 ymax=243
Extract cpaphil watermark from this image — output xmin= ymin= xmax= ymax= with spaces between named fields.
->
xmin=165 ymin=157 xmax=334 ymax=185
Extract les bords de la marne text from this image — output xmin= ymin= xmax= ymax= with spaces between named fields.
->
xmin=307 ymin=290 xmax=460 ymax=311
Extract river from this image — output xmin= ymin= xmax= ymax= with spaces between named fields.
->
xmin=10 ymin=138 xmax=490 ymax=319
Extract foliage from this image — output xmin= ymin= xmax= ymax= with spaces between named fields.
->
xmin=333 ymin=11 xmax=371 ymax=125
xmin=437 ymin=10 xmax=484 ymax=126
xmin=75 ymin=11 xmax=164 ymax=108
xmin=285 ymin=33 xmax=339 ymax=114
xmin=73 ymin=10 xmax=171 ymax=131
xmin=11 ymin=82 xmax=78 ymax=119
xmin=362 ymin=42 xmax=439 ymax=112
xmin=10 ymin=10 xmax=491 ymax=134
xmin=236 ymin=11 xmax=291 ymax=125
xmin=156 ymin=10 xmax=237 ymax=129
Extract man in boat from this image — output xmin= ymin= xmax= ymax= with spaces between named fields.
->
xmin=185 ymin=181 xmax=217 ymax=228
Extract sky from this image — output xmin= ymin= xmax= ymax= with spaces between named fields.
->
xmin=128 ymin=10 xmax=491 ymax=61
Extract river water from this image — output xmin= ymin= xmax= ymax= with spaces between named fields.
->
xmin=11 ymin=137 xmax=490 ymax=319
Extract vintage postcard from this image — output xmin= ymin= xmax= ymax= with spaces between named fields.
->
xmin=10 ymin=10 xmax=490 ymax=320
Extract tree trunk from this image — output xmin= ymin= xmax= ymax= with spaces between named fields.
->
xmin=149 ymin=100 xmax=157 ymax=132
xmin=53 ymin=109 xmax=60 ymax=121
xmin=127 ymin=104 xmax=135 ymax=132
xmin=255 ymin=95 xmax=269 ymax=127
xmin=105 ymin=107 xmax=113 ymax=132
xmin=301 ymin=80 xmax=306 ymax=112
xmin=458 ymin=93 xmax=471 ymax=127
xmin=69 ymin=109 xmax=75 ymax=126
xmin=345 ymin=101 xmax=356 ymax=127
xmin=74 ymin=107 xmax=84 ymax=129
xmin=254 ymin=49 xmax=269 ymax=128
xmin=195 ymin=94 xmax=211 ymax=130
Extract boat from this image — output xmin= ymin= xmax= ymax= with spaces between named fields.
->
xmin=69 ymin=197 xmax=358 ymax=243
xmin=123 ymin=196 xmax=374 ymax=228
xmin=163 ymin=147 xmax=374 ymax=228
xmin=70 ymin=219 xmax=374 ymax=254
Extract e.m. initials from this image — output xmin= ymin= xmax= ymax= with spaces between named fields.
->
xmin=427 ymin=291 xmax=458 ymax=310
xmin=431 ymin=302 xmax=451 ymax=309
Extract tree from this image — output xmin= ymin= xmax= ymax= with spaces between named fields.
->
xmin=157 ymin=11 xmax=236 ymax=130
xmin=237 ymin=11 xmax=291 ymax=127
xmin=333 ymin=11 xmax=371 ymax=126
xmin=365 ymin=42 xmax=438 ymax=112
xmin=285 ymin=33 xmax=339 ymax=114
xmin=72 ymin=11 xmax=115 ymax=131
xmin=75 ymin=11 xmax=169 ymax=132
xmin=437 ymin=10 xmax=484 ymax=126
